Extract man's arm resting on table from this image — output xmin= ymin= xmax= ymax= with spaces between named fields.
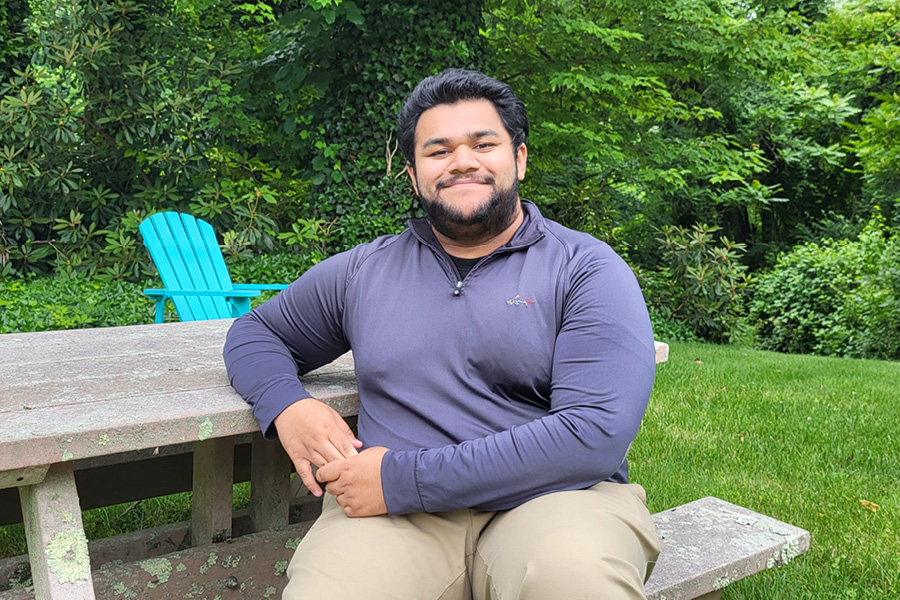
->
xmin=224 ymin=254 xmax=362 ymax=495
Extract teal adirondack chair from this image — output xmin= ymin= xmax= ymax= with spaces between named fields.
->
xmin=139 ymin=212 xmax=289 ymax=323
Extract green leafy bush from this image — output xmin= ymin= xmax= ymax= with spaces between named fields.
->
xmin=749 ymin=212 xmax=900 ymax=359
xmin=846 ymin=237 xmax=900 ymax=359
xmin=640 ymin=224 xmax=751 ymax=344
xmin=645 ymin=302 xmax=701 ymax=344
xmin=0 ymin=275 xmax=154 ymax=333
xmin=0 ymin=1 xmax=318 ymax=279
xmin=0 ymin=1 xmax=491 ymax=278
xmin=225 ymin=251 xmax=316 ymax=286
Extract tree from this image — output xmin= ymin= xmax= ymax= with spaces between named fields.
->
xmin=481 ymin=2 xmax=795 ymax=261
xmin=0 ymin=0 xmax=299 ymax=277
xmin=244 ymin=0 xmax=492 ymax=252
xmin=482 ymin=0 xmax=889 ymax=270
xmin=817 ymin=0 xmax=900 ymax=224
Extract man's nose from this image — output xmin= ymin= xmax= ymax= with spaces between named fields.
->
xmin=448 ymin=146 xmax=480 ymax=173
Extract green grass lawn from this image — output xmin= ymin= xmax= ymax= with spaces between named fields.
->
xmin=1 ymin=342 xmax=897 ymax=598
xmin=632 ymin=342 xmax=899 ymax=599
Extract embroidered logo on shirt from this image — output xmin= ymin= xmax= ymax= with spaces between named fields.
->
xmin=506 ymin=295 xmax=535 ymax=307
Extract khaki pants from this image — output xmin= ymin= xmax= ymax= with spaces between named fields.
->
xmin=283 ymin=482 xmax=660 ymax=600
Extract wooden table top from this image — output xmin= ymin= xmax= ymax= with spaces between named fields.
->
xmin=0 ymin=319 xmax=359 ymax=473
xmin=1 ymin=318 xmax=667 ymax=476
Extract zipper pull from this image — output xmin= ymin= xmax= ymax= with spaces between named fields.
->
xmin=453 ymin=281 xmax=463 ymax=296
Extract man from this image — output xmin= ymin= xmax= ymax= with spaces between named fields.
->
xmin=224 ymin=68 xmax=660 ymax=599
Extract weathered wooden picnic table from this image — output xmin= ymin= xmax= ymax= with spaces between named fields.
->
xmin=0 ymin=320 xmax=806 ymax=600
xmin=0 ymin=319 xmax=359 ymax=599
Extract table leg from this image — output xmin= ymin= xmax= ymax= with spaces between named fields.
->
xmin=18 ymin=463 xmax=96 ymax=600
xmin=191 ymin=437 xmax=234 ymax=546
xmin=249 ymin=432 xmax=291 ymax=532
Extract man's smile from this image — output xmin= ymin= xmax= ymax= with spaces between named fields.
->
xmin=437 ymin=176 xmax=495 ymax=190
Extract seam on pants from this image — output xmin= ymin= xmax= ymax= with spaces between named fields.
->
xmin=465 ymin=509 xmax=478 ymax=560
xmin=436 ymin=568 xmax=468 ymax=600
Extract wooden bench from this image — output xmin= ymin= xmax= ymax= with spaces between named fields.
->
xmin=0 ymin=320 xmax=807 ymax=599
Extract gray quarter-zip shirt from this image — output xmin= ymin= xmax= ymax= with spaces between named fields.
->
xmin=224 ymin=201 xmax=656 ymax=514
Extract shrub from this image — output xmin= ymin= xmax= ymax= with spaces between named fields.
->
xmin=840 ymin=229 xmax=900 ymax=359
xmin=749 ymin=212 xmax=900 ymax=359
xmin=225 ymin=250 xmax=317 ymax=286
xmin=645 ymin=302 xmax=701 ymax=344
xmin=0 ymin=275 xmax=153 ymax=333
xmin=640 ymin=224 xmax=751 ymax=344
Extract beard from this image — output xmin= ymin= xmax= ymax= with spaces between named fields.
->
xmin=415 ymin=174 xmax=521 ymax=244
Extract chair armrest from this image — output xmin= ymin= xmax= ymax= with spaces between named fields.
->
xmin=142 ymin=288 xmax=261 ymax=298
xmin=232 ymin=283 xmax=290 ymax=291
xmin=143 ymin=290 xmax=168 ymax=299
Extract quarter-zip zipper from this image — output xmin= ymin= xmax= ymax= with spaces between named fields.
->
xmin=414 ymin=234 xmax=547 ymax=296
xmin=407 ymin=207 xmax=546 ymax=296
xmin=445 ymin=238 xmax=544 ymax=296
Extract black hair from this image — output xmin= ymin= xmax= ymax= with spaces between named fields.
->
xmin=397 ymin=68 xmax=529 ymax=167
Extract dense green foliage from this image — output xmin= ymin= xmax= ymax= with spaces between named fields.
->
xmin=641 ymin=224 xmax=750 ymax=343
xmin=486 ymin=0 xmax=899 ymax=269
xmin=749 ymin=212 xmax=900 ymax=359
xmin=246 ymin=0 xmax=491 ymax=252
xmin=0 ymin=0 xmax=898 ymax=355
xmin=0 ymin=276 xmax=150 ymax=331
xmin=0 ymin=0 xmax=325 ymax=280
xmin=0 ymin=0 xmax=491 ymax=280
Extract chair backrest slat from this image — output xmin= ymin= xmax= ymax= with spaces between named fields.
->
xmin=193 ymin=217 xmax=235 ymax=290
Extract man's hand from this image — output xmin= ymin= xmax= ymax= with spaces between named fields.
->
xmin=274 ymin=397 xmax=363 ymax=497
xmin=316 ymin=446 xmax=389 ymax=517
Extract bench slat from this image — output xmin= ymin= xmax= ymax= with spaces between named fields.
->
xmin=1 ymin=494 xmax=808 ymax=600
xmin=645 ymin=496 xmax=810 ymax=599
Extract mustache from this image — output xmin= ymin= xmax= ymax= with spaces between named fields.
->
xmin=435 ymin=175 xmax=496 ymax=190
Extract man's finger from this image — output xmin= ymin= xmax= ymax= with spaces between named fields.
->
xmin=307 ymin=449 xmax=329 ymax=468
xmin=312 ymin=442 xmax=344 ymax=464
xmin=339 ymin=422 xmax=364 ymax=449
xmin=315 ymin=461 xmax=338 ymax=484
xmin=296 ymin=459 xmax=322 ymax=497
xmin=316 ymin=429 xmax=360 ymax=462
xmin=337 ymin=436 xmax=361 ymax=458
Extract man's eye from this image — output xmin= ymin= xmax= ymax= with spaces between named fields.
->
xmin=475 ymin=143 xmax=496 ymax=150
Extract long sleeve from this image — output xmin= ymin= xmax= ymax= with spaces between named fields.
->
xmin=223 ymin=252 xmax=352 ymax=439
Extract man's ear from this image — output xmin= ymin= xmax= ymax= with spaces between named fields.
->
xmin=406 ymin=164 xmax=419 ymax=194
xmin=515 ymin=143 xmax=528 ymax=182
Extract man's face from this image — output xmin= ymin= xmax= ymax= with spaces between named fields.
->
xmin=407 ymin=99 xmax=527 ymax=242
